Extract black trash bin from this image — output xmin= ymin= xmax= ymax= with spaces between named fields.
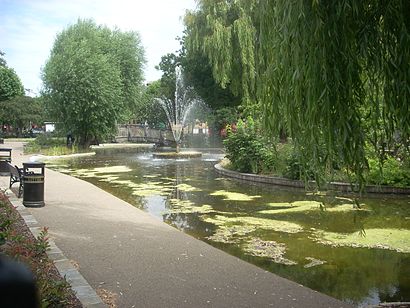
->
xmin=0 ymin=148 xmax=12 ymax=176
xmin=23 ymin=162 xmax=45 ymax=207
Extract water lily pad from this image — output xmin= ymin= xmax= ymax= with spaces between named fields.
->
xmin=210 ymin=190 xmax=261 ymax=201
xmin=314 ymin=228 xmax=410 ymax=253
xmin=244 ymin=238 xmax=297 ymax=265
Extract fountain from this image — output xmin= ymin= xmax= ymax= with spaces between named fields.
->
xmin=154 ymin=66 xmax=202 ymax=159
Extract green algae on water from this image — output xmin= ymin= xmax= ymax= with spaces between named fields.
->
xmin=314 ymin=228 xmax=410 ymax=253
xmin=210 ymin=190 xmax=261 ymax=201
xmin=326 ymin=203 xmax=370 ymax=212
xmin=260 ymin=201 xmax=370 ymax=214
xmin=93 ymin=166 xmax=132 ymax=173
xmin=206 ymin=224 xmax=257 ymax=243
xmin=244 ymin=238 xmax=297 ymax=265
xmin=304 ymin=257 xmax=327 ymax=268
xmin=260 ymin=201 xmax=323 ymax=214
xmin=203 ymin=215 xmax=303 ymax=233
xmin=167 ymin=199 xmax=214 ymax=214
xmin=175 ymin=183 xmax=201 ymax=192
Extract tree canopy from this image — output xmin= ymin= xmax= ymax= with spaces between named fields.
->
xmin=0 ymin=51 xmax=24 ymax=102
xmin=184 ymin=0 xmax=410 ymax=184
xmin=42 ymin=19 xmax=145 ymax=147
xmin=0 ymin=96 xmax=44 ymax=135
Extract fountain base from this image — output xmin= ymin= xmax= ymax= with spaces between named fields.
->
xmin=153 ymin=151 xmax=202 ymax=159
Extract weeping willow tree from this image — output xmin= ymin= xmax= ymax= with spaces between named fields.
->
xmin=185 ymin=0 xmax=410 ymax=186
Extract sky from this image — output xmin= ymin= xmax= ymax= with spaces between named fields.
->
xmin=0 ymin=0 xmax=197 ymax=95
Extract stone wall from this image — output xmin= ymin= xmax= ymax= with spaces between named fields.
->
xmin=214 ymin=163 xmax=410 ymax=194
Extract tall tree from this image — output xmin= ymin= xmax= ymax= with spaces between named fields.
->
xmin=185 ymin=1 xmax=410 ymax=184
xmin=134 ymin=81 xmax=168 ymax=128
xmin=0 ymin=51 xmax=24 ymax=102
xmin=42 ymin=19 xmax=145 ymax=147
xmin=0 ymin=96 xmax=44 ymax=135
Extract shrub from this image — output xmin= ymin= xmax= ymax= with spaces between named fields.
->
xmin=367 ymin=156 xmax=410 ymax=187
xmin=24 ymin=134 xmax=87 ymax=156
xmin=223 ymin=118 xmax=276 ymax=174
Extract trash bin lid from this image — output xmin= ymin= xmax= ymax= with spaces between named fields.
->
xmin=23 ymin=162 xmax=45 ymax=168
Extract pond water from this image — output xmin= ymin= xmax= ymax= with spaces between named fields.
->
xmin=47 ymin=149 xmax=410 ymax=306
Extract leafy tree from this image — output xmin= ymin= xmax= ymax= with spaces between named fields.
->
xmin=184 ymin=1 xmax=410 ymax=186
xmin=0 ymin=51 xmax=24 ymax=102
xmin=0 ymin=96 xmax=44 ymax=136
xmin=42 ymin=19 xmax=145 ymax=147
xmin=184 ymin=1 xmax=258 ymax=107
xmin=0 ymin=50 xmax=7 ymax=67
xmin=178 ymin=34 xmax=240 ymax=110
xmin=134 ymin=81 xmax=168 ymax=128
xmin=156 ymin=53 xmax=180 ymax=100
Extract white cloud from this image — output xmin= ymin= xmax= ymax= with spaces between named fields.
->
xmin=0 ymin=0 xmax=196 ymax=95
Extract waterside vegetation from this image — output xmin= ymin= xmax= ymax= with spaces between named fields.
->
xmin=0 ymin=193 xmax=80 ymax=307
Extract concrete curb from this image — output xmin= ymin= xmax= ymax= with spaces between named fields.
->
xmin=4 ymin=189 xmax=106 ymax=308
xmin=214 ymin=163 xmax=410 ymax=194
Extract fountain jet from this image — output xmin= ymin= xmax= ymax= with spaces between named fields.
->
xmin=155 ymin=66 xmax=203 ymax=158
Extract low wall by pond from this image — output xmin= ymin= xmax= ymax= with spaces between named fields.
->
xmin=214 ymin=163 xmax=410 ymax=194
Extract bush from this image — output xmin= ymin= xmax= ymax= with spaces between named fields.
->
xmin=367 ymin=156 xmax=410 ymax=187
xmin=24 ymin=134 xmax=87 ymax=156
xmin=223 ymin=118 xmax=276 ymax=174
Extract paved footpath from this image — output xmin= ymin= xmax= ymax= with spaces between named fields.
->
xmin=0 ymin=141 xmax=352 ymax=308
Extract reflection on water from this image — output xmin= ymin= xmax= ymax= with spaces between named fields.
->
xmin=47 ymin=149 xmax=410 ymax=306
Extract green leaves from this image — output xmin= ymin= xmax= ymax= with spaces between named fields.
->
xmin=185 ymin=1 xmax=410 ymax=188
xmin=0 ymin=66 xmax=24 ymax=102
xmin=42 ymin=19 xmax=145 ymax=147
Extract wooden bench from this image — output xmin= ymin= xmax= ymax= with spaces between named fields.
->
xmin=8 ymin=163 xmax=24 ymax=198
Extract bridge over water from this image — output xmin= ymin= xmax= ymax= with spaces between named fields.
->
xmin=115 ymin=124 xmax=176 ymax=145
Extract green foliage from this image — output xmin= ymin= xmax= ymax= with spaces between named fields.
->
xmin=178 ymin=35 xmax=241 ymax=109
xmin=207 ymin=106 xmax=238 ymax=131
xmin=42 ymin=19 xmax=146 ymax=148
xmin=184 ymin=0 xmax=259 ymax=103
xmin=184 ymin=1 xmax=410 ymax=188
xmin=223 ymin=118 xmax=276 ymax=174
xmin=0 ymin=96 xmax=44 ymax=134
xmin=367 ymin=157 xmax=410 ymax=188
xmin=0 ymin=65 xmax=24 ymax=102
xmin=0 ymin=196 xmax=75 ymax=306
xmin=134 ymin=81 xmax=168 ymax=128
xmin=24 ymin=134 xmax=90 ymax=156
xmin=0 ymin=50 xmax=6 ymax=67
xmin=156 ymin=53 xmax=179 ymax=99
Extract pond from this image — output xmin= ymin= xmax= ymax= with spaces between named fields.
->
xmin=46 ymin=149 xmax=410 ymax=306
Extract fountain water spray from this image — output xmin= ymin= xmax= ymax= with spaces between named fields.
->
xmin=156 ymin=66 xmax=202 ymax=153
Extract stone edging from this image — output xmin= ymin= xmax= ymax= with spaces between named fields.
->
xmin=5 ymin=191 xmax=106 ymax=307
xmin=214 ymin=163 xmax=410 ymax=194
